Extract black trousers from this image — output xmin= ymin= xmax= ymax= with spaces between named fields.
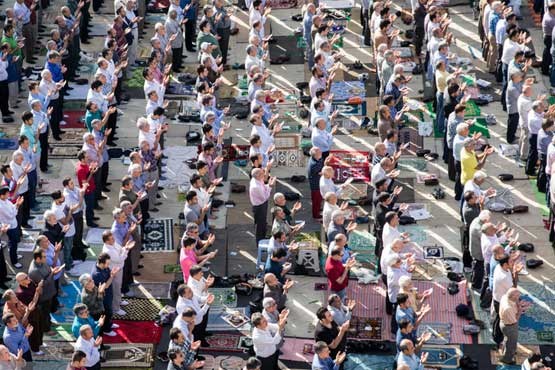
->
xmin=360 ymin=8 xmax=370 ymax=45
xmin=192 ymin=308 xmax=210 ymax=341
xmin=101 ymin=162 xmax=109 ymax=190
xmin=257 ymin=350 xmax=279 ymax=370
xmin=217 ymin=27 xmax=231 ymax=65
xmin=253 ymin=201 xmax=268 ymax=244
xmin=72 ymin=211 xmax=86 ymax=260
xmin=454 ymin=160 xmax=463 ymax=201
xmin=0 ymin=80 xmax=9 ymax=117
xmin=107 ymin=109 xmax=117 ymax=143
xmin=39 ymin=129 xmax=49 ymax=171
xmin=172 ymin=47 xmax=183 ymax=71
xmin=538 ymin=153 xmax=548 ymax=193
xmin=86 ymin=362 xmax=101 ymax=370
xmin=543 ymin=35 xmax=552 ymax=75
xmin=122 ymin=253 xmax=133 ymax=294
xmin=492 ymin=299 xmax=504 ymax=344
xmin=0 ymin=243 xmax=7 ymax=281
xmin=48 ymin=98 xmax=62 ymax=138
xmin=94 ymin=170 xmax=103 ymax=206
xmin=526 ymin=134 xmax=538 ymax=175
xmin=471 ymin=259 xmax=484 ymax=290
xmin=506 ymin=113 xmax=519 ymax=144
xmin=185 ymin=20 xmax=196 ymax=51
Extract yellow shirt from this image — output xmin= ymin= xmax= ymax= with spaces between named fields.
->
xmin=460 ymin=148 xmax=478 ymax=185
xmin=435 ymin=70 xmax=449 ymax=94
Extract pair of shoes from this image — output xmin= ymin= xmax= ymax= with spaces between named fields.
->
xmin=138 ymin=264 xmax=144 ymax=269
xmin=103 ymin=330 xmax=117 ymax=337
xmin=150 ymin=208 xmax=159 ymax=212
xmin=120 ymin=300 xmax=129 ymax=306
xmin=2 ymin=117 xmax=14 ymax=123
xmin=21 ymin=224 xmax=32 ymax=229
xmin=112 ymin=323 xmax=120 ymax=329
xmin=87 ymin=223 xmax=99 ymax=228
xmin=133 ymin=271 xmax=141 ymax=276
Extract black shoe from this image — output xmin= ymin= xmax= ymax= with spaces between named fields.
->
xmin=138 ymin=264 xmax=144 ymax=268
xmin=100 ymin=344 xmax=111 ymax=351
xmin=156 ymin=194 xmax=161 ymax=198
xmin=2 ymin=117 xmax=14 ymax=123
xmin=140 ymin=254 xmax=144 ymax=258
xmin=94 ymin=206 xmax=103 ymax=211
xmin=59 ymin=130 xmax=66 ymax=134
xmin=93 ymin=216 xmax=100 ymax=220
xmin=66 ymin=87 xmax=74 ymax=91
xmin=21 ymin=224 xmax=32 ymax=229
xmin=150 ymin=208 xmax=159 ymax=212
xmin=53 ymin=136 xmax=62 ymax=141
xmin=200 ymin=341 xmax=210 ymax=348
xmin=102 ymin=187 xmax=110 ymax=192
xmin=106 ymin=182 xmax=112 ymax=186
xmin=133 ymin=271 xmax=141 ymax=276
xmin=158 ymin=186 xmax=164 ymax=190
xmin=7 ymin=110 xmax=14 ymax=114
xmin=204 ymin=331 xmax=213 ymax=337
xmin=0 ymin=283 xmax=9 ymax=290
xmin=99 ymin=195 xmax=108 ymax=200
xmin=87 ymin=223 xmax=99 ymax=228
xmin=187 ymin=48 xmax=196 ymax=52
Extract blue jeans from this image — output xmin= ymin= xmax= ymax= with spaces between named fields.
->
xmin=306 ymin=40 xmax=314 ymax=69
xmin=63 ymin=236 xmax=73 ymax=267
xmin=27 ymin=170 xmax=37 ymax=208
xmin=84 ymin=193 xmax=95 ymax=225
xmin=436 ymin=91 xmax=445 ymax=133
xmin=7 ymin=227 xmax=20 ymax=265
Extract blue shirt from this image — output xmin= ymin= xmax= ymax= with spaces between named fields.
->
xmin=47 ymin=61 xmax=63 ymax=82
xmin=6 ymin=55 xmax=18 ymax=83
xmin=384 ymin=81 xmax=402 ymax=111
xmin=312 ymin=355 xmax=340 ymax=370
xmin=397 ymin=352 xmax=424 ymax=370
xmin=396 ymin=306 xmax=416 ymax=327
xmin=489 ymin=12 xmax=500 ymax=35
xmin=3 ymin=324 xmax=30 ymax=355
xmin=72 ymin=316 xmax=101 ymax=338
xmin=396 ymin=330 xmax=417 ymax=351
xmin=32 ymin=109 xmax=49 ymax=135
xmin=311 ymin=127 xmax=334 ymax=152
xmin=111 ymin=220 xmax=132 ymax=245
xmin=180 ymin=0 xmax=197 ymax=20
xmin=93 ymin=129 xmax=109 ymax=162
xmin=538 ymin=129 xmax=553 ymax=155
xmin=45 ymin=243 xmax=63 ymax=280
xmin=92 ymin=265 xmax=113 ymax=304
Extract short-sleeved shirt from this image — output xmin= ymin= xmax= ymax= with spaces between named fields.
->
xmin=460 ymin=148 xmax=478 ymax=185
xmin=314 ymin=321 xmax=344 ymax=358
xmin=325 ymin=257 xmax=348 ymax=292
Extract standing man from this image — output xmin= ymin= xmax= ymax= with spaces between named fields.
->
xmin=249 ymin=168 xmax=275 ymax=244
xmin=214 ymin=0 xmax=231 ymax=66
xmin=63 ymin=177 xmax=88 ymax=261
xmin=74 ymin=325 xmax=102 ymax=370
xmin=75 ymin=150 xmax=99 ymax=228
xmin=325 ymin=247 xmax=356 ymax=300
xmin=499 ymin=287 xmax=528 ymax=365
xmin=307 ymin=148 xmax=332 ymax=221
xmin=0 ymin=186 xmax=23 ymax=269
xmin=251 ymin=311 xmax=289 ymax=370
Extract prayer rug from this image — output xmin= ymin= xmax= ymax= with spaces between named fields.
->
xmin=343 ymin=353 xmax=396 ymax=370
xmin=348 ymin=317 xmax=382 ymax=341
xmin=63 ymin=101 xmax=86 ymax=111
xmin=51 ymin=280 xmax=82 ymax=324
xmin=208 ymin=287 xmax=238 ymax=308
xmin=85 ymin=227 xmax=108 ymax=245
xmin=212 ymin=355 xmax=246 ymax=370
xmin=399 ymin=127 xmax=424 ymax=153
xmin=280 ymin=337 xmax=315 ymax=363
xmin=34 ymin=341 xmax=76 ymax=361
xmin=0 ymin=138 xmax=18 ymax=150
xmin=344 ymin=280 xmax=472 ymax=343
xmin=64 ymin=84 xmax=90 ymax=101
xmin=18 ymin=230 xmax=41 ymax=252
xmin=163 ymin=263 xmax=181 ymax=273
xmin=54 ymin=128 xmax=87 ymax=145
xmin=61 ymin=110 xmax=86 ymax=129
xmin=330 ymin=81 xmax=366 ymax=100
xmin=417 ymin=323 xmax=452 ymax=344
xmin=269 ymin=36 xmax=305 ymax=64
xmin=143 ymin=218 xmax=175 ymax=252
xmin=463 ymin=100 xmax=481 ymax=117
xmin=129 ymin=282 xmax=172 ymax=299
xmin=101 ymin=343 xmax=154 ymax=368
xmin=472 ymin=283 xmax=555 ymax=345
xmin=49 ymin=145 xmax=81 ymax=158
xmin=397 ymin=157 xmax=427 ymax=172
xmin=328 ymin=150 xmax=371 ymax=182
xmin=274 ymin=149 xmax=305 ymax=167
xmin=422 ymin=344 xmax=462 ymax=368
xmin=201 ymin=333 xmax=242 ymax=352
xmin=348 ymin=230 xmax=376 ymax=252
xmin=470 ymin=118 xmax=491 ymax=139
xmin=31 ymin=195 xmax=53 ymax=215
xmin=70 ymin=260 xmax=97 ymax=276
xmin=395 ymin=178 xmax=415 ymax=204
xmin=266 ymin=0 xmax=297 ymax=8
xmin=398 ymin=225 xmax=427 ymax=244
xmin=42 ymin=323 xmax=75 ymax=341
xmin=112 ymin=298 xmax=164 ymax=321
xmin=222 ymin=143 xmax=250 ymax=162
xmin=102 ymin=320 xmax=163 ymax=344
xmin=207 ymin=307 xmax=251 ymax=332
xmin=35 ymin=361 xmax=70 ymax=370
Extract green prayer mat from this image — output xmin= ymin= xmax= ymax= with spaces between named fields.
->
xmin=469 ymin=118 xmax=491 ymax=139
xmin=464 ymin=100 xmax=481 ymax=117
xmin=163 ymin=264 xmax=182 ymax=273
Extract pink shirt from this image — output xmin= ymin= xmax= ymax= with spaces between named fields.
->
xmin=249 ymin=178 xmax=271 ymax=206
xmin=180 ymin=247 xmax=198 ymax=281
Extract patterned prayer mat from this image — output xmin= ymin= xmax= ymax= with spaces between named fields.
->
xmin=102 ymin=320 xmax=163 ymax=344
xmin=112 ymin=298 xmax=164 ymax=321
xmin=201 ymin=334 xmax=243 ymax=352
xmin=50 ymin=145 xmax=81 ymax=158
xmin=101 ymin=343 xmax=155 ymax=368
xmin=348 ymin=230 xmax=376 ymax=252
xmin=398 ymin=225 xmax=428 ymax=244
xmin=330 ymin=81 xmax=366 ymax=100
xmin=397 ymin=157 xmax=428 ymax=172
xmin=34 ymin=341 xmax=76 ymax=361
xmin=208 ymin=287 xmax=238 ymax=308
xmin=417 ymin=322 xmax=452 ymax=344
xmin=51 ymin=280 xmax=82 ymax=324
xmin=61 ymin=110 xmax=86 ymax=129
xmin=422 ymin=344 xmax=462 ymax=368
xmin=143 ymin=218 xmax=175 ymax=252
xmin=343 ymin=354 xmax=396 ymax=370
xmin=348 ymin=317 xmax=382 ymax=341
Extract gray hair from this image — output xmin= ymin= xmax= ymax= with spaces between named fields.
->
xmin=273 ymin=192 xmax=285 ymax=202
xmin=262 ymin=297 xmax=276 ymax=308
xmin=331 ymin=210 xmax=344 ymax=223
xmin=43 ymin=210 xmax=56 ymax=221
xmin=136 ymin=117 xmax=148 ymax=130
xmin=112 ymin=207 xmax=124 ymax=219
xmin=79 ymin=273 xmax=92 ymax=286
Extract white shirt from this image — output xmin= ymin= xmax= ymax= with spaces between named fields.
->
xmin=0 ymin=199 xmax=18 ymax=229
xmin=144 ymin=79 xmax=165 ymax=101
xmin=252 ymin=323 xmax=281 ymax=358
xmin=187 ymin=276 xmax=208 ymax=302
xmin=251 ymin=124 xmax=273 ymax=153
xmin=51 ymin=201 xmax=76 ymax=237
xmin=86 ymin=89 xmax=108 ymax=113
xmin=319 ymin=177 xmax=339 ymax=198
xmin=501 ymin=38 xmax=525 ymax=65
xmin=371 ymin=164 xmax=390 ymax=187
xmin=492 ymin=265 xmax=513 ymax=302
xmin=190 ymin=185 xmax=210 ymax=208
xmin=382 ymin=223 xmax=401 ymax=252
xmin=10 ymin=161 xmax=28 ymax=194
xmin=322 ymin=202 xmax=339 ymax=232
xmin=528 ymin=110 xmax=544 ymax=135
xmin=139 ymin=129 xmax=156 ymax=148
xmin=75 ymin=336 xmax=100 ymax=367
xmin=245 ymin=54 xmax=264 ymax=73
xmin=547 ymin=143 xmax=555 ymax=175
xmin=481 ymin=233 xmax=507 ymax=266
xmin=176 ymin=296 xmax=209 ymax=325
xmin=387 ymin=266 xmax=411 ymax=302
xmin=172 ymin=316 xmax=193 ymax=340
xmin=495 ymin=19 xmax=507 ymax=45
xmin=0 ymin=59 xmax=7 ymax=81
xmin=517 ymin=95 xmax=533 ymax=129
xmin=102 ymin=242 xmax=128 ymax=269
xmin=63 ymin=187 xmax=82 ymax=214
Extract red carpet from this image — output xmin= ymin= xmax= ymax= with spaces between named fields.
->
xmin=102 ymin=320 xmax=163 ymax=344
xmin=61 ymin=110 xmax=86 ymax=129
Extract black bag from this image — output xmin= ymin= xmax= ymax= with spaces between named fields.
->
xmin=480 ymin=287 xmax=492 ymax=309
xmin=518 ymin=243 xmax=534 ymax=252
xmin=456 ymin=303 xmax=469 ymax=316
xmin=399 ymin=215 xmax=416 ymax=225
xmin=284 ymin=192 xmax=301 ymax=201
xmin=527 ymin=258 xmax=544 ymax=269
